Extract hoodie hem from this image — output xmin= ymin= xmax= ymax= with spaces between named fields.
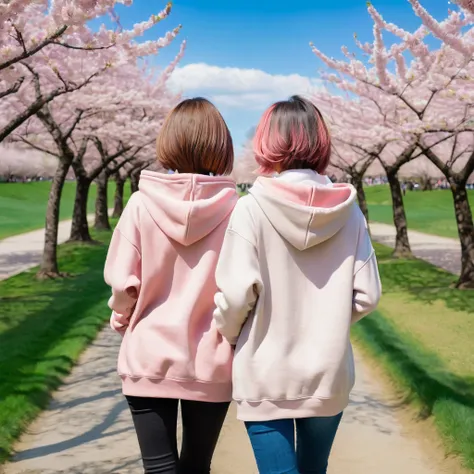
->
xmin=235 ymin=394 xmax=350 ymax=422
xmin=121 ymin=375 xmax=232 ymax=403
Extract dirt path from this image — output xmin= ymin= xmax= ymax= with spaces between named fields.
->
xmin=0 ymin=222 xmax=467 ymax=473
xmin=2 ymin=330 xmax=462 ymax=474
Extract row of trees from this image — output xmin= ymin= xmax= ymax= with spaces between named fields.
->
xmin=234 ymin=0 xmax=474 ymax=288
xmin=0 ymin=1 xmax=184 ymax=277
xmin=0 ymin=145 xmax=57 ymax=181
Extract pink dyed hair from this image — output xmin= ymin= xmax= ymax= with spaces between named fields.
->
xmin=253 ymin=96 xmax=331 ymax=175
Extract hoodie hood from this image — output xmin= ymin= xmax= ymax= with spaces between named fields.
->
xmin=249 ymin=171 xmax=357 ymax=251
xmin=138 ymin=170 xmax=238 ymax=246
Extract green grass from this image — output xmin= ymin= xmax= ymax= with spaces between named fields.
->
xmin=353 ymin=244 xmax=474 ymax=470
xmin=2 ymin=182 xmax=471 ymax=240
xmin=365 ymin=186 xmax=474 ymax=239
xmin=0 ymin=227 xmax=114 ymax=463
xmin=0 ymin=181 xmax=131 ymax=240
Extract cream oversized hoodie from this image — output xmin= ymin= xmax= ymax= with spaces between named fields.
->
xmin=104 ymin=170 xmax=238 ymax=402
xmin=213 ymin=170 xmax=381 ymax=421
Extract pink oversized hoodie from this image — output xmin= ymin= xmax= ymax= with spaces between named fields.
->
xmin=213 ymin=170 xmax=382 ymax=421
xmin=104 ymin=170 xmax=238 ymax=402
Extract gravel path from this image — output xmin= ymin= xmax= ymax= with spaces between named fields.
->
xmin=0 ymin=221 xmax=466 ymax=474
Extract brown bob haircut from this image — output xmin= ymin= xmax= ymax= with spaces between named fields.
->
xmin=156 ymin=97 xmax=234 ymax=175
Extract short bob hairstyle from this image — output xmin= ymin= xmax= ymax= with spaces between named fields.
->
xmin=156 ymin=97 xmax=234 ymax=175
xmin=253 ymin=95 xmax=331 ymax=175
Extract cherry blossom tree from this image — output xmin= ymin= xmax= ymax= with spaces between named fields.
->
xmin=0 ymin=1 xmax=178 ymax=143
xmin=315 ymin=90 xmax=423 ymax=256
xmin=0 ymin=145 xmax=56 ymax=181
xmin=328 ymin=144 xmax=376 ymax=223
xmin=109 ymin=159 xmax=156 ymax=218
xmin=316 ymin=93 xmax=385 ymax=225
xmin=93 ymin=56 xmax=183 ymax=230
xmin=6 ymin=2 xmax=184 ymax=277
xmin=231 ymin=138 xmax=258 ymax=190
xmin=0 ymin=0 xmax=124 ymax=72
xmin=92 ymin=142 xmax=154 ymax=231
xmin=68 ymin=55 xmax=182 ymax=239
xmin=310 ymin=0 xmax=474 ymax=287
xmin=126 ymin=154 xmax=167 ymax=196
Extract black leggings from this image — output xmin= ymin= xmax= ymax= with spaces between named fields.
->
xmin=126 ymin=396 xmax=230 ymax=474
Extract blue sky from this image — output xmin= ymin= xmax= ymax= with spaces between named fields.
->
xmin=105 ymin=0 xmax=451 ymax=153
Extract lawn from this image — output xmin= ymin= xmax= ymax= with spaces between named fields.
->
xmin=0 ymin=228 xmax=113 ymax=463
xmin=353 ymin=244 xmax=474 ymax=470
xmin=0 ymin=181 xmax=131 ymax=240
xmin=365 ymin=186 xmax=474 ymax=239
xmin=2 ymin=182 xmax=472 ymax=241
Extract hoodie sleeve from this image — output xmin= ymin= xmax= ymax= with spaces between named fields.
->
xmin=104 ymin=194 xmax=142 ymax=335
xmin=213 ymin=198 xmax=261 ymax=345
xmin=352 ymin=211 xmax=382 ymax=324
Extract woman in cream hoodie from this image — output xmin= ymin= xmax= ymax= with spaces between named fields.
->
xmin=213 ymin=96 xmax=381 ymax=474
xmin=104 ymin=98 xmax=238 ymax=474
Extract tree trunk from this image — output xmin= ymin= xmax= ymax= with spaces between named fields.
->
xmin=112 ymin=175 xmax=125 ymax=218
xmin=421 ymin=176 xmax=433 ymax=191
xmin=69 ymin=175 xmax=93 ymax=242
xmin=353 ymin=175 xmax=370 ymax=223
xmin=387 ymin=170 xmax=412 ymax=258
xmin=38 ymin=160 xmax=70 ymax=278
xmin=95 ymin=172 xmax=111 ymax=230
xmin=130 ymin=171 xmax=140 ymax=194
xmin=450 ymin=179 xmax=474 ymax=289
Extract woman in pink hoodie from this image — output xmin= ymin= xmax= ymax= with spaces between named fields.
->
xmin=213 ymin=96 xmax=382 ymax=474
xmin=104 ymin=98 xmax=238 ymax=474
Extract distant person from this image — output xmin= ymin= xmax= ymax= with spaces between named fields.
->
xmin=104 ymin=98 xmax=238 ymax=474
xmin=213 ymin=96 xmax=382 ymax=474
xmin=402 ymin=182 xmax=407 ymax=196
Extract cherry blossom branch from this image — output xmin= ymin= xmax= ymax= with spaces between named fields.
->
xmin=407 ymin=0 xmax=472 ymax=56
xmin=0 ymin=89 xmax=63 ymax=143
xmin=420 ymin=136 xmax=474 ymax=182
xmin=123 ymin=158 xmax=154 ymax=177
xmin=377 ymin=143 xmax=417 ymax=173
xmin=421 ymin=128 xmax=474 ymax=133
xmin=89 ymin=137 xmax=135 ymax=179
xmin=15 ymin=136 xmax=59 ymax=157
xmin=64 ymin=110 xmax=87 ymax=141
xmin=451 ymin=144 xmax=472 ymax=167
xmin=333 ymin=137 xmax=387 ymax=161
xmin=420 ymin=89 xmax=437 ymax=118
xmin=106 ymin=154 xmax=139 ymax=176
xmin=450 ymin=133 xmax=460 ymax=165
xmin=418 ymin=143 xmax=451 ymax=176
xmin=50 ymin=41 xmax=116 ymax=51
xmin=331 ymin=140 xmax=381 ymax=176
xmin=0 ymin=26 xmax=68 ymax=72
xmin=0 ymin=77 xmax=24 ymax=100
xmin=331 ymin=145 xmax=354 ymax=170
xmin=0 ymin=62 xmax=102 ymax=143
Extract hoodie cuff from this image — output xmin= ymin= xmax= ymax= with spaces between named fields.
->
xmin=110 ymin=312 xmax=128 ymax=336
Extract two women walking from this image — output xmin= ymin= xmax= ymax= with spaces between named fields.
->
xmin=104 ymin=95 xmax=381 ymax=473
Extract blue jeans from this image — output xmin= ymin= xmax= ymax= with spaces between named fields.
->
xmin=245 ymin=413 xmax=343 ymax=474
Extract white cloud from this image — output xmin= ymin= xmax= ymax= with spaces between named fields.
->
xmin=168 ymin=63 xmax=321 ymax=110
